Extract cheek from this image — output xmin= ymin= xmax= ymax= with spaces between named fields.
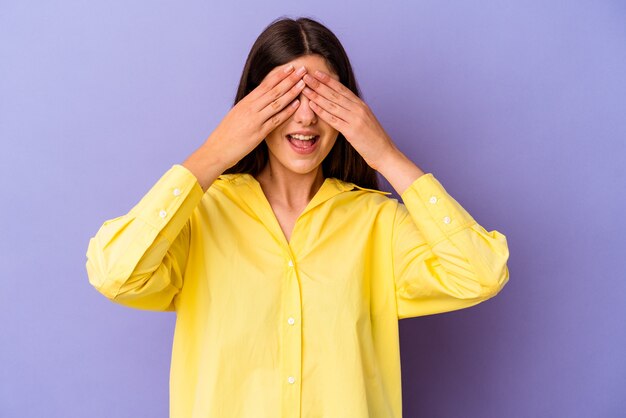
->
xmin=325 ymin=130 xmax=339 ymax=145
xmin=322 ymin=136 xmax=339 ymax=154
xmin=265 ymin=130 xmax=284 ymax=145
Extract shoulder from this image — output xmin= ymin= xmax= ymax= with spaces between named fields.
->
xmin=214 ymin=173 xmax=246 ymax=184
xmin=199 ymin=173 xmax=253 ymax=204
xmin=332 ymin=178 xmax=399 ymax=210
xmin=333 ymin=178 xmax=393 ymax=197
xmin=208 ymin=173 xmax=250 ymax=191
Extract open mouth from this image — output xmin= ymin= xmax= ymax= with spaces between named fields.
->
xmin=286 ymin=134 xmax=319 ymax=151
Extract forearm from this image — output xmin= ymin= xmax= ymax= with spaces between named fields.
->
xmin=86 ymin=164 xmax=203 ymax=311
xmin=182 ymin=140 xmax=231 ymax=192
xmin=375 ymin=147 xmax=427 ymax=195
xmin=391 ymin=162 xmax=510 ymax=318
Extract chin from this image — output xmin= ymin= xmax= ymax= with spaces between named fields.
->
xmin=282 ymin=161 xmax=324 ymax=175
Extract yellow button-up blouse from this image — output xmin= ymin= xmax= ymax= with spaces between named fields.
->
xmin=86 ymin=164 xmax=510 ymax=418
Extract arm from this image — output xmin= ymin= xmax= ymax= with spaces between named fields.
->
xmin=381 ymin=151 xmax=510 ymax=319
xmin=296 ymin=68 xmax=509 ymax=318
xmin=86 ymin=63 xmax=312 ymax=310
xmin=85 ymin=164 xmax=205 ymax=311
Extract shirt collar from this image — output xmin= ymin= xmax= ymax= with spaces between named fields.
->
xmin=218 ymin=173 xmax=354 ymax=207
xmin=214 ymin=173 xmax=390 ymax=247
xmin=216 ymin=173 xmax=390 ymax=215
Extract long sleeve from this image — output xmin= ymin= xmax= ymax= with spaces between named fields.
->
xmin=392 ymin=173 xmax=510 ymax=319
xmin=85 ymin=164 xmax=205 ymax=311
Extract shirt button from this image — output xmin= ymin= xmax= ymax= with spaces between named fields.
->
xmin=159 ymin=210 xmax=167 ymax=219
xmin=287 ymin=376 xmax=296 ymax=384
xmin=443 ymin=216 xmax=451 ymax=224
xmin=287 ymin=317 xmax=295 ymax=325
xmin=288 ymin=260 xmax=294 ymax=267
xmin=429 ymin=196 xmax=438 ymax=204
xmin=173 ymin=188 xmax=181 ymax=196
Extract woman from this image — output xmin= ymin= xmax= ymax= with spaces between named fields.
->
xmin=86 ymin=16 xmax=510 ymax=418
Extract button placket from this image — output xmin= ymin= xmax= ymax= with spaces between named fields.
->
xmin=281 ymin=250 xmax=302 ymax=416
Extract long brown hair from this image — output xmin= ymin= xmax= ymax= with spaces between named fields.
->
xmin=223 ymin=16 xmax=380 ymax=190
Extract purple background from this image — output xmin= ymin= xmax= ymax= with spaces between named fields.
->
xmin=1 ymin=1 xmax=625 ymax=417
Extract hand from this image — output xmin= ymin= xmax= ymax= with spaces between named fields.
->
xmin=204 ymin=64 xmax=308 ymax=170
xmin=301 ymin=70 xmax=399 ymax=171
xmin=182 ymin=64 xmax=307 ymax=190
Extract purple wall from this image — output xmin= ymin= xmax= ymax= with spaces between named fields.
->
xmin=2 ymin=1 xmax=624 ymax=417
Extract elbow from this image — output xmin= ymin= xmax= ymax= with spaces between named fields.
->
xmin=479 ymin=231 xmax=509 ymax=299
xmin=86 ymin=262 xmax=174 ymax=311
xmin=443 ymin=228 xmax=511 ymax=301
xmin=85 ymin=237 xmax=129 ymax=301
xmin=86 ymin=256 xmax=123 ymax=301
xmin=86 ymin=250 xmax=179 ymax=312
xmin=479 ymin=240 xmax=510 ymax=299
xmin=480 ymin=263 xmax=510 ymax=299
xmin=85 ymin=235 xmax=114 ymax=300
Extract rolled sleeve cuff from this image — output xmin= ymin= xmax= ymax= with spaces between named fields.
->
xmin=399 ymin=173 xmax=477 ymax=246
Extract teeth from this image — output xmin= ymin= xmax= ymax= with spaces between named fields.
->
xmin=289 ymin=134 xmax=317 ymax=140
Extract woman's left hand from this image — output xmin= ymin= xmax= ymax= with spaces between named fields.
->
xmin=301 ymin=70 xmax=399 ymax=171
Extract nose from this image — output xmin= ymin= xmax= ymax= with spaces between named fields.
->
xmin=293 ymin=92 xmax=317 ymax=125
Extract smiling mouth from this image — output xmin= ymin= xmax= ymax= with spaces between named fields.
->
xmin=286 ymin=134 xmax=320 ymax=149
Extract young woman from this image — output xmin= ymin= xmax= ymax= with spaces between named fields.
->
xmin=86 ymin=16 xmax=510 ymax=418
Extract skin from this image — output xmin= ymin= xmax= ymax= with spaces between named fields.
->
xmin=255 ymin=55 xmax=341 ymax=232
xmin=182 ymin=53 xmax=425 ymax=240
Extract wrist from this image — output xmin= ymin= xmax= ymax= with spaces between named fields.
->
xmin=375 ymin=148 xmax=426 ymax=195
xmin=182 ymin=141 xmax=229 ymax=192
xmin=373 ymin=145 xmax=404 ymax=173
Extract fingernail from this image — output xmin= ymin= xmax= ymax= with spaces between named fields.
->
xmin=297 ymin=80 xmax=305 ymax=88
xmin=291 ymin=99 xmax=300 ymax=107
xmin=314 ymin=70 xmax=323 ymax=77
xmin=296 ymin=66 xmax=307 ymax=76
xmin=284 ymin=64 xmax=294 ymax=73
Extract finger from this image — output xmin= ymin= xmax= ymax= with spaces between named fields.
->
xmin=254 ymin=66 xmax=307 ymax=112
xmin=302 ymin=73 xmax=356 ymax=111
xmin=309 ymin=70 xmax=361 ymax=105
xmin=307 ymin=100 xmax=349 ymax=133
xmin=302 ymin=85 xmax=351 ymax=122
xmin=258 ymin=76 xmax=306 ymax=122
xmin=259 ymin=98 xmax=301 ymax=137
xmin=246 ymin=63 xmax=298 ymax=103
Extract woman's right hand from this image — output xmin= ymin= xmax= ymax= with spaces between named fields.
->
xmin=182 ymin=63 xmax=307 ymax=191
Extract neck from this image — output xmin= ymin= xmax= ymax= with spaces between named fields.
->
xmin=255 ymin=162 xmax=325 ymax=209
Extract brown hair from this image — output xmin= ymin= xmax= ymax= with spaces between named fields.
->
xmin=223 ymin=16 xmax=380 ymax=190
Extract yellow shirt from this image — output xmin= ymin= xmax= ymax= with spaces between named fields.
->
xmin=86 ymin=164 xmax=509 ymax=418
